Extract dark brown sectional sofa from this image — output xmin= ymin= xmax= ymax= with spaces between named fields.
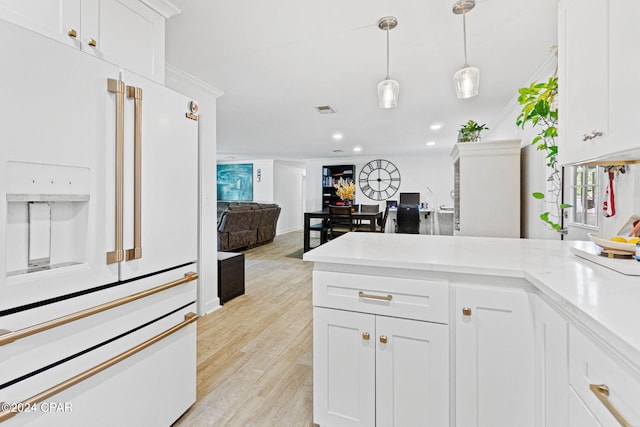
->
xmin=217 ymin=202 xmax=281 ymax=251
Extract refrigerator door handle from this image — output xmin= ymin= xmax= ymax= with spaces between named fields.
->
xmin=0 ymin=312 xmax=198 ymax=423
xmin=125 ymin=85 xmax=143 ymax=261
xmin=106 ymin=79 xmax=125 ymax=265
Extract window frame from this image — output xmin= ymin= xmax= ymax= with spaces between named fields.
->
xmin=568 ymin=165 xmax=600 ymax=229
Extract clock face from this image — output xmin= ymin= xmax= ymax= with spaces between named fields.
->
xmin=358 ymin=159 xmax=401 ymax=201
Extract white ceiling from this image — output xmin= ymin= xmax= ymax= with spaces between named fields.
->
xmin=165 ymin=0 xmax=558 ymax=160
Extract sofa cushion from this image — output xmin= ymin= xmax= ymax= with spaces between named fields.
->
xmin=217 ymin=202 xmax=280 ymax=251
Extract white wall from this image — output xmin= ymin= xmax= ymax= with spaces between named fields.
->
xmin=304 ymin=152 xmax=454 ymax=221
xmin=596 ymin=166 xmax=640 ymax=237
xmin=217 ymin=159 xmax=275 ymax=202
xmin=274 ymin=160 xmax=306 ymax=234
xmin=486 ymin=54 xmax=561 ymax=240
xmin=252 ymin=159 xmax=275 ymax=202
xmin=166 ymin=64 xmax=224 ymax=316
xmin=217 ymin=158 xmax=305 ymax=235
xmin=488 ymin=53 xmax=640 ymax=241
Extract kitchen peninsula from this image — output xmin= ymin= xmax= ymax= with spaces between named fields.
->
xmin=304 ymin=232 xmax=640 ymax=426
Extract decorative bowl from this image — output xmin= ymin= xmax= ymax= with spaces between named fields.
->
xmin=588 ymin=233 xmax=637 ymax=253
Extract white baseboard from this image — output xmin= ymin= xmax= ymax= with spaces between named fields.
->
xmin=276 ymin=226 xmax=303 ymax=235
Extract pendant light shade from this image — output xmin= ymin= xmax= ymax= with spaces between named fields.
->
xmin=453 ymin=65 xmax=479 ymax=99
xmin=378 ymin=79 xmax=399 ymax=109
xmin=453 ymin=0 xmax=479 ymax=99
xmin=377 ymin=16 xmax=399 ymax=109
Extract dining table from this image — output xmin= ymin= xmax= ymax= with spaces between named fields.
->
xmin=304 ymin=209 xmax=383 ymax=252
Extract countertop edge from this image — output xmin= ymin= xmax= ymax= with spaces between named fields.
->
xmin=304 ymin=233 xmax=640 ymax=376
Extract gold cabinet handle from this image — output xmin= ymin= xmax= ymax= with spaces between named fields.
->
xmin=462 ymin=307 xmax=472 ymax=316
xmin=106 ymin=79 xmax=125 ymax=265
xmin=0 ymin=312 xmax=197 ymax=423
xmin=589 ymin=384 xmax=631 ymax=427
xmin=88 ymin=38 xmax=97 ymax=47
xmin=379 ymin=335 xmax=388 ymax=344
xmin=125 ymin=86 xmax=143 ymax=261
xmin=67 ymin=28 xmax=77 ymax=38
xmin=362 ymin=332 xmax=370 ymax=341
xmin=358 ymin=291 xmax=392 ymax=301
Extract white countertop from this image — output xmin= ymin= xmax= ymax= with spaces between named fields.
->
xmin=303 ymin=232 xmax=640 ymax=372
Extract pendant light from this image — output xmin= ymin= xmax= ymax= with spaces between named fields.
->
xmin=377 ymin=16 xmax=399 ymax=109
xmin=452 ymin=0 xmax=479 ymax=99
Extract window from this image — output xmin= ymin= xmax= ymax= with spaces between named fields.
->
xmin=570 ymin=165 xmax=599 ymax=227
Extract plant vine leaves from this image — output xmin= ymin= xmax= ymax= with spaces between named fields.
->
xmin=517 ymin=76 xmax=564 ymax=233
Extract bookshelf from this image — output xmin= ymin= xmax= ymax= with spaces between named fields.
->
xmin=322 ymin=164 xmax=355 ymax=209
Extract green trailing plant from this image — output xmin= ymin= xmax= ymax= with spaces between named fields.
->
xmin=516 ymin=76 xmax=570 ymax=232
xmin=458 ymin=120 xmax=489 ymax=142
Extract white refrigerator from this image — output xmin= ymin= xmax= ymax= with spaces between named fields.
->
xmin=0 ymin=18 xmax=198 ymax=426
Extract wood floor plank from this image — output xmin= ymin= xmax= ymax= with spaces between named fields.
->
xmin=173 ymin=230 xmax=317 ymax=426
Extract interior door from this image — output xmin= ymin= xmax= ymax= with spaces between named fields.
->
xmin=117 ymin=72 xmax=198 ymax=281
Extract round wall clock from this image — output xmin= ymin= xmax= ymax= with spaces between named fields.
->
xmin=358 ymin=159 xmax=401 ymax=201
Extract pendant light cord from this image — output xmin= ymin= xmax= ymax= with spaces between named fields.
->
xmin=386 ymin=26 xmax=390 ymax=79
xmin=462 ymin=12 xmax=469 ymax=67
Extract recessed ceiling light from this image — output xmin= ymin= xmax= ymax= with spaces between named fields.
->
xmin=353 ymin=147 xmax=362 ymax=152
xmin=426 ymin=141 xmax=436 ymax=146
xmin=332 ymin=133 xmax=343 ymax=140
xmin=430 ymin=123 xmax=442 ymax=130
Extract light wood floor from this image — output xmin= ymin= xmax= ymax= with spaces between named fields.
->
xmin=173 ymin=230 xmax=317 ymax=427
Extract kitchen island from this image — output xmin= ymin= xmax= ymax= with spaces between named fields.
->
xmin=303 ymin=232 xmax=640 ymax=426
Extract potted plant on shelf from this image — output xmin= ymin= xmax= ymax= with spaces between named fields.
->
xmin=458 ymin=120 xmax=489 ymax=142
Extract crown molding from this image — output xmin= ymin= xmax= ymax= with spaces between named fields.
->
xmin=165 ymin=64 xmax=225 ymax=98
xmin=139 ymin=0 xmax=181 ymax=18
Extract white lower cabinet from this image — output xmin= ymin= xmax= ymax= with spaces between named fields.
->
xmin=312 ymin=267 xmax=639 ymax=427
xmin=534 ymin=297 xmax=640 ymax=427
xmin=313 ymin=307 xmax=375 ymax=427
xmin=535 ymin=296 xmax=569 ymax=427
xmin=568 ymin=325 xmax=640 ymax=426
xmin=568 ymin=386 xmax=600 ymax=427
xmin=455 ymin=284 xmax=535 ymax=427
xmin=313 ymin=307 xmax=448 ymax=427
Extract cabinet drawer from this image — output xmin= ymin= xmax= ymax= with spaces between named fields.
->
xmin=568 ymin=325 xmax=640 ymax=426
xmin=312 ymin=271 xmax=448 ymax=323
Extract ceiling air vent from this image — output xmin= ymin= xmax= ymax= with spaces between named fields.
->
xmin=332 ymin=149 xmax=343 ymax=153
xmin=315 ymin=105 xmax=335 ymax=114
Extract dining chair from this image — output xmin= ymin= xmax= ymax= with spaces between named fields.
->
xmin=394 ymin=204 xmax=420 ymax=234
xmin=327 ymin=205 xmax=354 ymax=240
xmin=309 ymin=222 xmax=329 ymax=248
xmin=356 ymin=204 xmax=380 ymax=231
xmin=376 ymin=206 xmax=389 ymax=232
xmin=360 ymin=204 xmax=379 ymax=213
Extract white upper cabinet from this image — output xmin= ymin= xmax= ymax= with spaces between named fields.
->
xmin=558 ymin=0 xmax=640 ymax=164
xmin=557 ymin=0 xmax=608 ymax=165
xmin=0 ymin=0 xmax=167 ymax=84
xmin=81 ymin=0 xmax=166 ymax=83
xmin=0 ymin=0 xmax=81 ymax=48
xmin=607 ymin=0 xmax=640 ymax=160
